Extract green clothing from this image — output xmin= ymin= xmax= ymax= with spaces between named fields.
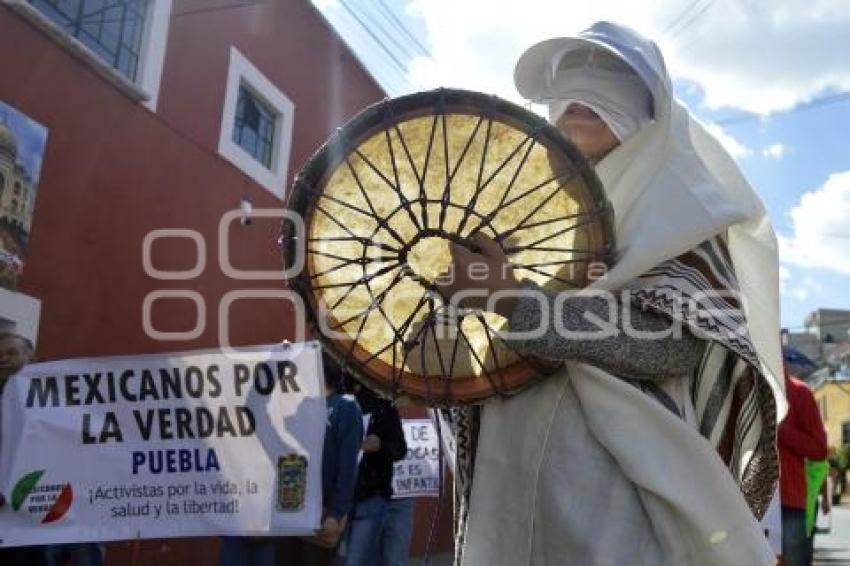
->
xmin=806 ymin=459 xmax=829 ymax=535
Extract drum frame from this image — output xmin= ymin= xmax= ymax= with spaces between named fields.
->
xmin=283 ymin=88 xmax=615 ymax=405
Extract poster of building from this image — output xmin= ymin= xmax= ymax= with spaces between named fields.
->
xmin=0 ymin=100 xmax=48 ymax=290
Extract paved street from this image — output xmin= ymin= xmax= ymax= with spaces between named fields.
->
xmin=816 ymin=504 xmax=850 ymax=564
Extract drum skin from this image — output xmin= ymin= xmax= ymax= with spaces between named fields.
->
xmin=284 ymin=88 xmax=614 ymax=405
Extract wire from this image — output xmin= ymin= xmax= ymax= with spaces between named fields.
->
xmin=783 ymin=319 xmax=850 ymax=332
xmin=375 ymin=0 xmax=431 ymax=57
xmin=662 ymin=0 xmax=705 ymax=36
xmin=716 ymin=91 xmax=850 ymax=126
xmin=337 ymin=0 xmax=409 ymax=75
xmin=352 ymin=0 xmax=416 ymax=60
xmin=667 ymin=0 xmax=717 ymax=42
xmin=773 ymin=224 xmax=850 ymax=241
xmin=171 ymin=1 xmax=260 ymax=19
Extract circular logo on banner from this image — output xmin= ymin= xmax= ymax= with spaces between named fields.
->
xmin=11 ymin=470 xmax=73 ymax=524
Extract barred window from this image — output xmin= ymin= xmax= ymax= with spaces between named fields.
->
xmin=218 ymin=46 xmax=294 ymax=198
xmin=28 ymin=0 xmax=150 ymax=81
xmin=232 ymin=85 xmax=277 ymax=169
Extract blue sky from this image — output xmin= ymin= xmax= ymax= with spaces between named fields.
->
xmin=313 ymin=0 xmax=850 ymax=332
xmin=0 ymin=100 xmax=49 ymax=186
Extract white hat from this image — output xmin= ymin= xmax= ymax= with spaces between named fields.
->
xmin=514 ymin=21 xmax=662 ymax=108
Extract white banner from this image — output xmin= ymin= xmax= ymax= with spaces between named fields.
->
xmin=392 ymin=418 xmax=440 ymax=498
xmin=0 ymin=342 xmax=326 ymax=547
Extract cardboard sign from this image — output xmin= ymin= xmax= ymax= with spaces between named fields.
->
xmin=392 ymin=418 xmax=440 ymax=498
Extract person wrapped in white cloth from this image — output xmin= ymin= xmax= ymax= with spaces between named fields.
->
xmin=434 ymin=21 xmax=785 ymax=566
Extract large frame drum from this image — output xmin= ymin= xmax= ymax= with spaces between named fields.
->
xmin=284 ymin=89 xmax=614 ymax=405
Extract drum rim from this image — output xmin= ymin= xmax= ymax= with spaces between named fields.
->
xmin=283 ymin=88 xmax=616 ymax=405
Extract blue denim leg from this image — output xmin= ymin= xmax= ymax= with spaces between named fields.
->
xmin=380 ymin=498 xmax=416 ymax=566
xmin=343 ymin=496 xmax=389 ymax=566
xmin=781 ymin=506 xmax=808 ymax=566
xmin=220 ymin=537 xmax=276 ymax=566
xmin=45 ymin=543 xmax=103 ymax=566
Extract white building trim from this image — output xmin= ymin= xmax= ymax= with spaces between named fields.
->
xmin=137 ymin=0 xmax=172 ymax=111
xmin=217 ymin=46 xmax=295 ymax=200
xmin=5 ymin=0 xmax=172 ymax=111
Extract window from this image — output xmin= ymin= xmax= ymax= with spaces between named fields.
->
xmin=28 ymin=0 xmax=149 ymax=81
xmin=14 ymin=0 xmax=172 ymax=110
xmin=233 ymin=86 xmax=277 ymax=169
xmin=218 ymin=47 xmax=295 ymax=199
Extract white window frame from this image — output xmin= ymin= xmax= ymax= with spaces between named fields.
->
xmin=7 ymin=0 xmax=172 ymax=111
xmin=137 ymin=0 xmax=172 ymax=110
xmin=218 ymin=46 xmax=295 ymax=200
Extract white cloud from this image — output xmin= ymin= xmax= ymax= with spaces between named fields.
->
xmin=779 ymin=265 xmax=790 ymax=292
xmin=802 ymin=277 xmax=823 ymax=293
xmin=779 ymin=170 xmax=850 ymax=274
xmin=762 ymin=143 xmax=787 ymax=159
xmin=778 ymin=266 xmax=827 ymax=302
xmin=703 ymin=122 xmax=751 ymax=158
xmin=789 ymin=287 xmax=809 ymax=301
xmin=404 ymin=0 xmax=850 ymax=115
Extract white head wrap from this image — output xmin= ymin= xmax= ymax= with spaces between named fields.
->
xmin=545 ymin=49 xmax=653 ymax=142
xmin=547 ymin=68 xmax=653 ymax=141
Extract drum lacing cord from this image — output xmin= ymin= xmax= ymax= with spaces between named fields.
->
xmin=421 ymin=409 xmax=445 ymax=566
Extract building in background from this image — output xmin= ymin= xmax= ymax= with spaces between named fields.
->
xmin=784 ymin=329 xmax=822 ymax=366
xmin=805 ymin=309 xmax=850 ymax=345
xmin=0 ymin=0 xmax=451 ymax=562
xmin=813 ymin=379 xmax=850 ymax=449
xmin=783 ymin=308 xmax=850 ymax=368
xmin=0 ymin=123 xmax=37 ymax=236
xmin=0 ymin=103 xmax=47 ymax=292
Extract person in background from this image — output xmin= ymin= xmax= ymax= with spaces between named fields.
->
xmin=274 ymin=351 xmax=364 ymax=566
xmin=805 ymin=458 xmax=830 ymax=564
xmin=0 ymin=332 xmax=32 ymax=394
xmin=378 ymin=494 xmax=416 ymax=566
xmin=44 ymin=544 xmax=105 ymax=566
xmin=0 ymin=331 xmax=106 ymax=566
xmin=339 ymin=383 xmax=407 ymax=566
xmin=779 ymin=370 xmax=827 ymax=566
xmin=220 ymin=533 xmax=275 ymax=566
xmin=0 ymin=331 xmax=48 ymax=566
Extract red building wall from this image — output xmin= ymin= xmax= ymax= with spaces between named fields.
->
xmin=1 ymin=0 xmax=387 ymax=362
xmin=0 ymin=0 xmax=453 ymax=561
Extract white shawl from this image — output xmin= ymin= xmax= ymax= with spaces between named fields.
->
xmin=461 ymin=22 xmax=783 ymax=566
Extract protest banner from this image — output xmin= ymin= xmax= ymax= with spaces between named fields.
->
xmin=0 ymin=342 xmax=326 ymax=547
xmin=392 ymin=418 xmax=440 ymax=498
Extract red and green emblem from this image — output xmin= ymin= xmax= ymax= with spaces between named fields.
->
xmin=11 ymin=470 xmax=73 ymax=524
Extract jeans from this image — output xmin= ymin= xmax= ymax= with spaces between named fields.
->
xmin=220 ymin=537 xmax=276 ymax=566
xmin=44 ymin=543 xmax=104 ymax=566
xmin=341 ymin=495 xmax=389 ymax=566
xmin=380 ymin=498 xmax=416 ymax=566
xmin=277 ymin=536 xmax=338 ymax=566
xmin=782 ymin=506 xmax=808 ymax=566
xmin=0 ymin=546 xmax=48 ymax=566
